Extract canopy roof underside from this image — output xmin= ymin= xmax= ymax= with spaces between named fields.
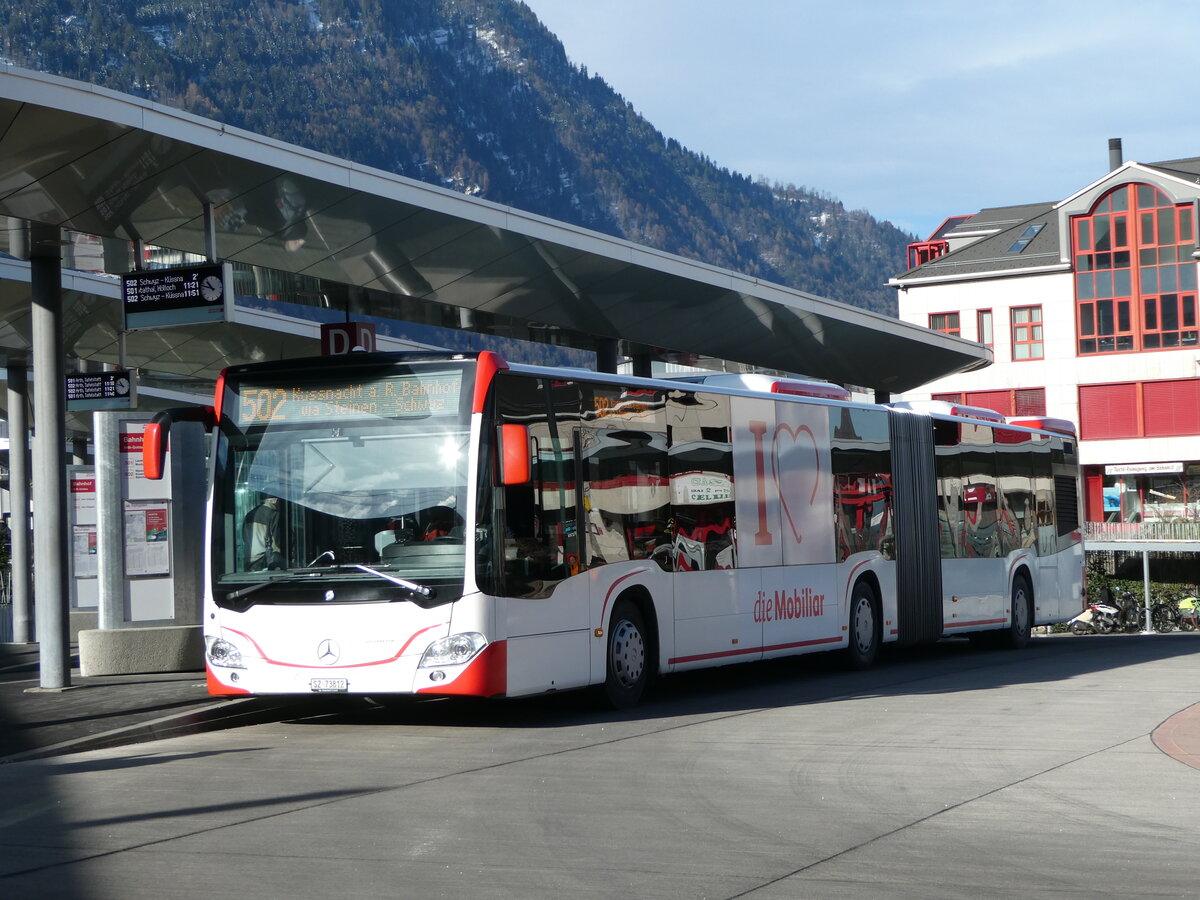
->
xmin=0 ymin=66 xmax=990 ymax=392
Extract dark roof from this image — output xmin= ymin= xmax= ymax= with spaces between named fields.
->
xmin=942 ymin=202 xmax=1057 ymax=239
xmin=898 ymin=153 xmax=1200 ymax=286
xmin=1145 ymin=157 xmax=1200 ymax=180
xmin=895 ymin=202 xmax=1061 ymax=281
xmin=926 ymin=215 xmax=971 ymax=241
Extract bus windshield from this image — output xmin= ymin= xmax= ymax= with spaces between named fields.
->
xmin=213 ymin=365 xmax=471 ymax=604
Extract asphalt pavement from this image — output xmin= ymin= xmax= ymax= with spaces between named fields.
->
xmin=0 ymin=643 xmax=304 ymax=763
xmin=3 ymin=634 xmax=1200 ymax=771
xmin=4 ymin=633 xmax=1200 ymax=899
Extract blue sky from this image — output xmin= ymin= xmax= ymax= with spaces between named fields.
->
xmin=520 ymin=1 xmax=1200 ymax=239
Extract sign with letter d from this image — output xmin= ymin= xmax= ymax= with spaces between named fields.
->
xmin=320 ymin=322 xmax=376 ymax=355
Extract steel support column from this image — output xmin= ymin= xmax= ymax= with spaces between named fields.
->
xmin=30 ymin=223 xmax=70 ymax=689
xmin=1143 ymin=551 xmax=1152 ymax=633
xmin=6 ymin=362 xmax=32 ymax=643
xmin=93 ymin=411 xmax=126 ymax=631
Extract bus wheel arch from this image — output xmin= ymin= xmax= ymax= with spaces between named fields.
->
xmin=845 ymin=576 xmax=881 ymax=670
xmin=602 ymin=588 xmax=657 ymax=709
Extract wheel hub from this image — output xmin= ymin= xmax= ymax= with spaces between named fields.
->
xmin=610 ymin=618 xmax=645 ymax=688
xmin=853 ymin=598 xmax=875 ymax=652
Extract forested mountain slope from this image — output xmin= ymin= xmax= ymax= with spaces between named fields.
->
xmin=0 ymin=0 xmax=910 ymax=315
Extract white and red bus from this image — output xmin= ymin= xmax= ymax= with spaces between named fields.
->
xmin=145 ymin=351 xmax=1084 ymax=707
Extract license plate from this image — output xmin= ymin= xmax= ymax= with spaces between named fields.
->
xmin=310 ymin=677 xmax=348 ymax=693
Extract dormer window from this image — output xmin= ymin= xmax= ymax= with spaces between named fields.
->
xmin=1006 ymin=223 xmax=1044 ymax=254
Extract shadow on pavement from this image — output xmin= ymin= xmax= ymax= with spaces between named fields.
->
xmin=280 ymin=632 xmax=1200 ymax=733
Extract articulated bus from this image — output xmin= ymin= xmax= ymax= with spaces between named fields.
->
xmin=145 ymin=351 xmax=1084 ymax=707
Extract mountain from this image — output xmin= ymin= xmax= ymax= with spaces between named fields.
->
xmin=0 ymin=0 xmax=911 ymax=316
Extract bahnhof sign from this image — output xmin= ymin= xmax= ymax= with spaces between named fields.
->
xmin=0 ymin=64 xmax=991 ymax=687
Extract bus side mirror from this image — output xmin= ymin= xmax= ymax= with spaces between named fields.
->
xmin=498 ymin=424 xmax=531 ymax=485
xmin=143 ymin=406 xmax=216 ymax=480
xmin=143 ymin=420 xmax=167 ymax=480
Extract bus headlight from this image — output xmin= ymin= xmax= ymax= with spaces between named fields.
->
xmin=206 ymin=636 xmax=246 ymax=669
xmin=419 ymin=633 xmax=486 ymax=668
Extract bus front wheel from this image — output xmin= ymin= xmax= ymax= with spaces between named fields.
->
xmin=845 ymin=581 xmax=880 ymax=670
xmin=604 ymin=600 xmax=649 ymax=708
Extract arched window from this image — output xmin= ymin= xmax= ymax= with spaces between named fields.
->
xmin=1072 ymin=184 xmax=1197 ymax=354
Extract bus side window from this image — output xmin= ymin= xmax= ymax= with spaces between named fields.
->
xmin=495 ymin=373 xmax=579 ymax=598
xmin=936 ymin=447 xmax=963 ymax=559
xmin=582 ymin=386 xmax=670 ymax=571
xmin=829 ymin=406 xmax=893 ymax=562
xmin=668 ymin=391 xmax=735 ymax=572
xmin=953 ymin=424 xmax=997 ymax=558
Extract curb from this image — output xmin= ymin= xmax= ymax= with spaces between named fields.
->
xmin=0 ymin=696 xmax=303 ymax=764
xmin=1152 ymin=702 xmax=1200 ymax=772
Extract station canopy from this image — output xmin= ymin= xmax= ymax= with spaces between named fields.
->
xmin=0 ymin=66 xmax=990 ymax=393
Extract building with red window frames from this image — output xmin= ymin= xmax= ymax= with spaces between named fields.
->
xmin=891 ymin=140 xmax=1200 ymax=545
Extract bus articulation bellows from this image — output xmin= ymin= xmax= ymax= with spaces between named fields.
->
xmin=144 ymin=351 xmax=1084 ymax=707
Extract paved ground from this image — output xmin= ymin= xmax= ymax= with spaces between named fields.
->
xmin=1 ymin=633 xmax=1199 ymax=898
xmin=0 ymin=643 xmax=303 ymax=761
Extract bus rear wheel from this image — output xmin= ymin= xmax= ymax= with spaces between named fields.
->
xmin=1002 ymin=575 xmax=1033 ymax=649
xmin=604 ymin=600 xmax=649 ymax=709
xmin=845 ymin=581 xmax=880 ymax=670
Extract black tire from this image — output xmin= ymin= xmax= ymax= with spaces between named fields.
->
xmin=1001 ymin=575 xmax=1033 ymax=649
xmin=1151 ymin=604 xmax=1174 ymax=634
xmin=1070 ymin=620 xmax=1091 ymax=635
xmin=603 ymin=600 xmax=650 ymax=709
xmin=845 ymin=580 xmax=880 ymax=670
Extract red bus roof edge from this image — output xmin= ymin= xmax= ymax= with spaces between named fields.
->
xmin=473 ymin=351 xmax=509 ymax=413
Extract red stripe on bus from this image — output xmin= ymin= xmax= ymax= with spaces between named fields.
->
xmin=222 ymin=623 xmax=445 ymax=669
xmin=943 ymin=618 xmax=1007 ymax=629
xmin=599 ymin=568 xmax=651 ymax=628
xmin=844 ymin=559 xmax=873 ymax=607
xmin=669 ymin=635 xmax=842 ymax=665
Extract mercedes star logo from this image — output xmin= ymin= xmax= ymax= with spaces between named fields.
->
xmin=316 ymin=639 xmax=341 ymax=665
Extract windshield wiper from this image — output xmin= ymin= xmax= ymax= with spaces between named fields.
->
xmin=225 ymin=573 xmax=316 ymax=602
xmin=350 ymin=564 xmax=436 ymax=600
xmin=223 ymin=566 xmax=346 ymax=601
xmin=222 ymin=565 xmax=435 ymax=603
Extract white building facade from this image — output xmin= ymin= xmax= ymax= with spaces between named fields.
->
xmin=893 ymin=150 xmax=1200 ymax=538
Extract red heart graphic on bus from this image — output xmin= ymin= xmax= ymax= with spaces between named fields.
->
xmin=772 ymin=423 xmax=820 ymax=543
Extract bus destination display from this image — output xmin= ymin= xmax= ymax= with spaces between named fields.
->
xmin=234 ymin=372 xmax=463 ymax=425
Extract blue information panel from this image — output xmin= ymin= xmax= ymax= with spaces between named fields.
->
xmin=122 ymin=262 xmax=232 ymax=329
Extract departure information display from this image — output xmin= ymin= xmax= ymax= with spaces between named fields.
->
xmin=232 ymin=371 xmax=464 ymax=426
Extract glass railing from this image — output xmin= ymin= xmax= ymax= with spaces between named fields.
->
xmin=1086 ymin=521 xmax=1200 ymax=543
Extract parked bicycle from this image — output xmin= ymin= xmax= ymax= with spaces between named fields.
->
xmin=1151 ymin=590 xmax=1200 ymax=633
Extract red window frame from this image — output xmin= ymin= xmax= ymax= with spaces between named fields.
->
xmin=929 ymin=312 xmax=960 ymax=336
xmin=976 ymin=309 xmax=993 ymax=347
xmin=1073 ymin=184 xmax=1199 ymax=355
xmin=1011 ymin=306 xmax=1043 ymax=360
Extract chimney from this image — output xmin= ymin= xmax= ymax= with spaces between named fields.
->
xmin=1108 ymin=138 xmax=1123 ymax=171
